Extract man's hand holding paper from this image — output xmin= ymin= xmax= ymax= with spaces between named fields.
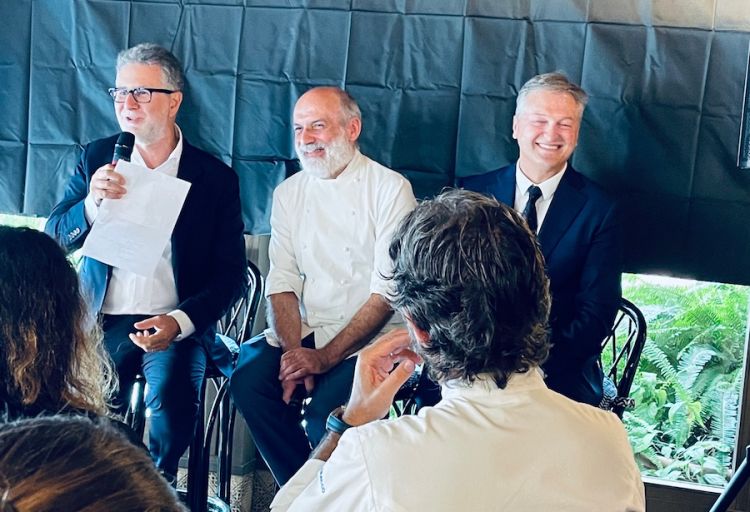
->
xmin=81 ymin=159 xmax=191 ymax=277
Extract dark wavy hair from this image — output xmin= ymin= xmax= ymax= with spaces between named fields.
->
xmin=388 ymin=189 xmax=551 ymax=388
xmin=0 ymin=415 xmax=186 ymax=511
xmin=0 ymin=226 xmax=114 ymax=416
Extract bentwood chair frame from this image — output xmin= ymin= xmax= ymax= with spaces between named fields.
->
xmin=126 ymin=259 xmax=264 ymax=512
xmin=599 ymin=297 xmax=648 ymax=418
xmin=392 ymin=297 xmax=648 ymax=421
xmin=189 ymin=259 xmax=264 ymax=511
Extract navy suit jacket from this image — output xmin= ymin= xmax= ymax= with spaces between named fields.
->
xmin=45 ymin=134 xmax=247 ymax=348
xmin=461 ymin=163 xmax=622 ymax=405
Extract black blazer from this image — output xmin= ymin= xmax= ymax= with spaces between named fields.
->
xmin=45 ymin=134 xmax=247 ymax=344
xmin=462 ymin=163 xmax=622 ymax=405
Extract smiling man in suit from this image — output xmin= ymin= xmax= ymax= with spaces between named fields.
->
xmin=461 ymin=72 xmax=622 ymax=406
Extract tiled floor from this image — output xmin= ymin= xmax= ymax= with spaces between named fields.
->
xmin=178 ymin=466 xmax=277 ymax=512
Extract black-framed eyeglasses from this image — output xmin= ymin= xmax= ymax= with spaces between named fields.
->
xmin=108 ymin=87 xmax=178 ymax=104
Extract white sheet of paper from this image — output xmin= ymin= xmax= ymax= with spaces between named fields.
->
xmin=81 ymin=160 xmax=191 ymax=277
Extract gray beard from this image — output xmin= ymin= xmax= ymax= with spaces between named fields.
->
xmin=296 ymin=137 xmax=356 ymax=179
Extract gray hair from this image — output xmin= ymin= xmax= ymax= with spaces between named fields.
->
xmin=116 ymin=43 xmax=185 ymax=91
xmin=516 ymin=72 xmax=588 ymax=117
xmin=336 ymin=88 xmax=362 ymax=123
xmin=388 ymin=189 xmax=551 ymax=388
xmin=307 ymin=86 xmax=362 ymax=124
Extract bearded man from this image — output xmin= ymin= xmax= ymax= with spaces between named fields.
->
xmin=229 ymin=87 xmax=416 ymax=485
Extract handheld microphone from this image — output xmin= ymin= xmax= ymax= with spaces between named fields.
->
xmin=112 ymin=131 xmax=135 ymax=165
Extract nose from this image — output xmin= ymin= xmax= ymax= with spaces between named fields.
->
xmin=123 ymin=91 xmax=140 ymax=109
xmin=297 ymin=127 xmax=316 ymax=145
xmin=542 ymin=123 xmax=562 ymax=141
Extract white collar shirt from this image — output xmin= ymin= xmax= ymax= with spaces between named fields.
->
xmin=87 ymin=126 xmax=194 ymax=337
xmin=514 ymin=163 xmax=567 ymax=233
xmin=264 ymin=150 xmax=416 ymax=348
xmin=272 ymin=369 xmax=645 ymax=512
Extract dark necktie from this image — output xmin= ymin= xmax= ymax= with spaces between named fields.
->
xmin=522 ymin=185 xmax=543 ymax=233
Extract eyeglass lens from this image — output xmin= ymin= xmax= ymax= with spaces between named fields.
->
xmin=111 ymin=88 xmax=152 ymax=103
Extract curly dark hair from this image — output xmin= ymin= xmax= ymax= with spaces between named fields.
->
xmin=388 ymin=189 xmax=551 ymax=388
xmin=0 ymin=226 xmax=114 ymax=416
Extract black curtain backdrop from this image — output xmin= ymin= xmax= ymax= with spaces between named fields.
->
xmin=3 ymin=0 xmax=750 ymax=284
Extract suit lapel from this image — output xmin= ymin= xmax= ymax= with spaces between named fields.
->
xmin=495 ymin=163 xmax=516 ymax=207
xmin=171 ymin=141 xmax=202 ymax=289
xmin=538 ymin=168 xmax=586 ymax=261
xmin=176 ymin=142 xmax=202 ymax=183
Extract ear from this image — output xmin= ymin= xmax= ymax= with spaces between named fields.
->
xmin=511 ymin=115 xmax=518 ymax=140
xmin=169 ymin=91 xmax=183 ymax=119
xmin=405 ymin=315 xmax=430 ymax=347
xmin=346 ymin=117 xmax=362 ymax=143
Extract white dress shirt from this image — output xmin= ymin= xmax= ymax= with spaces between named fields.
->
xmin=272 ymin=369 xmax=645 ymax=512
xmin=264 ymin=150 xmax=416 ymax=348
xmin=84 ymin=126 xmax=194 ymax=338
xmin=514 ymin=163 xmax=567 ymax=233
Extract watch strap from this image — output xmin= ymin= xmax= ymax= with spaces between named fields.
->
xmin=326 ymin=405 xmax=353 ymax=435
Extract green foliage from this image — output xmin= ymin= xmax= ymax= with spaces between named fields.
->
xmin=622 ymin=274 xmax=748 ymax=486
xmin=0 ymin=213 xmax=45 ymax=230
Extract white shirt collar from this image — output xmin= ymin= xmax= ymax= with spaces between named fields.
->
xmin=131 ymin=125 xmax=183 ymax=177
xmin=515 ymin=162 xmax=567 ymax=201
xmin=440 ymin=367 xmax=547 ymax=399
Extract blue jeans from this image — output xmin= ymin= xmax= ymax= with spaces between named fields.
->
xmin=103 ymin=314 xmax=207 ymax=477
xmin=229 ymin=333 xmax=356 ymax=485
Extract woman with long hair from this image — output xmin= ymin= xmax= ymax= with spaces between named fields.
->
xmin=0 ymin=226 xmax=115 ymax=417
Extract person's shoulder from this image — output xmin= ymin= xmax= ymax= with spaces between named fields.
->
xmin=460 ymin=163 xmax=513 ymax=189
xmin=542 ymin=388 xmax=628 ymax=436
xmin=274 ymin=169 xmax=308 ymax=197
xmin=353 ymin=410 xmax=432 ymax=448
xmin=565 ymin=166 xmax=615 ymax=204
xmin=358 ymin=154 xmax=412 ymax=189
xmin=183 ymin=141 xmax=234 ymax=174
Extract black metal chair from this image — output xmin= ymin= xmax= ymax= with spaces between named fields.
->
xmin=709 ymin=445 xmax=750 ymax=512
xmin=390 ymin=363 xmax=443 ymax=417
xmin=189 ymin=258 xmax=264 ymax=510
xmin=390 ymin=364 xmax=424 ymax=417
xmin=125 ymin=259 xmax=264 ymax=512
xmin=392 ymin=298 xmax=647 ymax=421
xmin=598 ymin=297 xmax=647 ymax=418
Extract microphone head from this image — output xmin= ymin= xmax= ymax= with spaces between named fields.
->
xmin=112 ymin=131 xmax=135 ymax=163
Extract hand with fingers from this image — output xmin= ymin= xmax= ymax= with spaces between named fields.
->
xmin=281 ymin=376 xmax=315 ymax=405
xmin=341 ymin=328 xmax=422 ymax=427
xmin=279 ymin=347 xmax=333 ymax=403
xmin=90 ymin=163 xmax=127 ymax=205
xmin=129 ymin=315 xmax=180 ymax=353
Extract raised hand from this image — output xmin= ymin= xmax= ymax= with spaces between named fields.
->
xmin=342 ymin=329 xmax=422 ymax=427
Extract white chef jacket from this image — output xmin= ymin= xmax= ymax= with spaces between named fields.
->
xmin=272 ymin=369 xmax=645 ymax=512
xmin=264 ymin=150 xmax=417 ymax=348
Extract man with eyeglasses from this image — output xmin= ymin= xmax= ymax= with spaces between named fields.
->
xmin=45 ymin=43 xmax=246 ymax=483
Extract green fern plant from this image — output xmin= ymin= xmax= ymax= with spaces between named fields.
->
xmin=622 ymin=274 xmax=748 ymax=486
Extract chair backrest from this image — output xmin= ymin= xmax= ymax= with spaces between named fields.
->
xmin=600 ymin=297 xmax=647 ymax=418
xmin=391 ymin=364 xmax=425 ymax=417
xmin=217 ymin=259 xmax=264 ymax=345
